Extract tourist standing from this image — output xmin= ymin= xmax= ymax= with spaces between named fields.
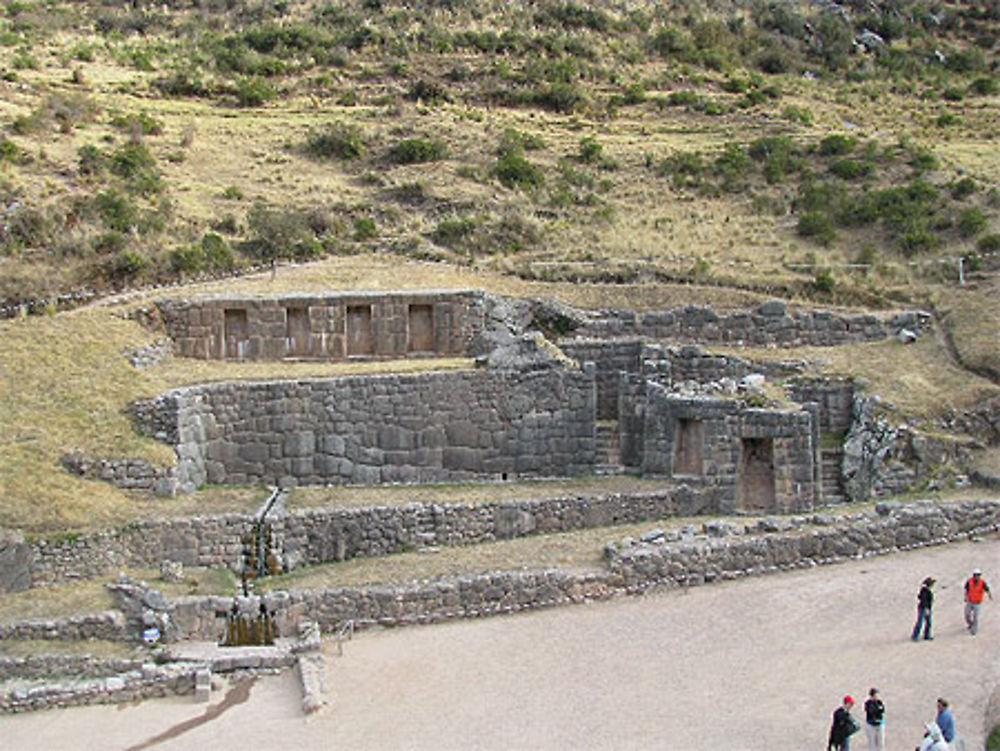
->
xmin=863 ymin=687 xmax=885 ymax=750
xmin=936 ymin=698 xmax=956 ymax=746
xmin=828 ymin=695 xmax=860 ymax=751
xmin=964 ymin=568 xmax=992 ymax=635
xmin=911 ymin=577 xmax=935 ymax=641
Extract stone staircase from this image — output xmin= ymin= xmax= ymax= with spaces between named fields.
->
xmin=820 ymin=448 xmax=846 ymax=505
xmin=594 ymin=420 xmax=623 ymax=475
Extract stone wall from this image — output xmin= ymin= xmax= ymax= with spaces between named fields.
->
xmin=0 ymin=612 xmax=125 ymax=642
xmin=786 ymin=378 xmax=856 ymax=434
xmin=157 ymin=290 xmax=487 ymax=361
xmin=640 ymin=386 xmax=815 ymax=513
xmin=1 ymin=663 xmax=198 ymax=713
xmin=559 ymin=339 xmax=643 ymax=419
xmin=607 ymin=500 xmax=1000 ymax=589
xmin=574 ymin=299 xmax=930 ymax=347
xmin=160 ymin=367 xmax=596 ymax=490
xmin=60 ymin=453 xmax=178 ymax=496
xmin=2 ymin=487 xmax=717 ymax=591
xmin=163 ymin=500 xmax=1000 ymax=640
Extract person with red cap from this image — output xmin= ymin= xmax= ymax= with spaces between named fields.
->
xmin=828 ymin=694 xmax=861 ymax=751
xmin=964 ymin=568 xmax=992 ymax=635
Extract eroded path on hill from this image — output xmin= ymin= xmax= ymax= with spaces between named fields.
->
xmin=5 ymin=537 xmax=1000 ymax=750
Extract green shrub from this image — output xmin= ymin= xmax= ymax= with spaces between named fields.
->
xmin=977 ymin=234 xmax=1000 ymax=253
xmin=818 ymin=134 xmax=857 ymax=156
xmin=499 ymin=129 xmax=546 ymax=155
xmin=578 ymin=136 xmax=602 ymax=164
xmin=667 ymin=89 xmax=701 ymax=107
xmin=909 ymin=148 xmax=939 ymax=173
xmin=797 ymin=211 xmax=836 ymax=245
xmin=201 ymin=232 xmax=233 ymax=269
xmin=782 ymin=105 xmax=813 ymax=125
xmin=496 ymin=151 xmax=544 ymax=190
xmin=958 ymin=207 xmax=988 ymax=238
xmin=936 ymin=113 xmax=960 ymax=127
xmin=235 ymin=76 xmax=277 ymax=107
xmin=170 ymin=244 xmax=206 ymax=274
xmin=0 ymin=136 xmax=25 ymax=165
xmin=387 ymin=137 xmax=447 ymax=164
xmin=222 ymin=185 xmax=245 ymax=200
xmin=621 ymin=81 xmax=645 ymax=105
xmin=813 ymin=267 xmax=835 ymax=293
xmin=246 ymin=201 xmax=314 ymax=262
xmin=829 ymin=159 xmax=873 ymax=180
xmin=407 ymin=79 xmax=449 ymax=104
xmin=110 ymin=110 xmax=163 ymax=136
xmin=353 ymin=216 xmax=377 ymax=240
xmin=534 ymin=82 xmax=587 ymax=113
xmin=659 ymin=151 xmax=705 ymax=189
xmin=431 ymin=216 xmax=477 ymax=247
xmin=970 ymin=76 xmax=999 ymax=96
xmin=93 ymin=189 xmax=139 ymax=232
xmin=305 ymin=122 xmax=365 ymax=160
xmin=900 ymin=226 xmax=938 ymax=256
xmin=109 ymin=141 xmax=156 ymax=179
xmin=106 ymin=248 xmax=147 ymax=280
xmin=950 ymin=177 xmax=977 ymax=200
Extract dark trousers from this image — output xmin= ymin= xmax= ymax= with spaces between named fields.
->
xmin=911 ymin=605 xmax=932 ymax=640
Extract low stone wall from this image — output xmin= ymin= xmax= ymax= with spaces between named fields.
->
xmin=165 ymin=500 xmax=1000 ymax=640
xmin=607 ymin=500 xmax=1000 ymax=589
xmin=5 ymin=487 xmax=718 ymax=592
xmin=1 ymin=663 xmax=198 ymax=713
xmin=4 ymin=501 xmax=998 ymax=650
xmin=0 ymin=612 xmax=125 ymax=642
xmin=60 ymin=453 xmax=177 ymax=496
xmin=0 ymin=655 xmax=143 ymax=682
xmin=574 ymin=300 xmax=930 ymax=348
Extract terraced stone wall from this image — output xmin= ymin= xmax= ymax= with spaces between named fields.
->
xmin=157 ymin=290 xmax=487 ymax=361
xmin=166 ymin=367 xmax=596 ymax=490
xmin=574 ymin=300 xmax=929 ymax=347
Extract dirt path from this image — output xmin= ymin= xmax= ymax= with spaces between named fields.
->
xmin=4 ymin=538 xmax=1000 ymax=750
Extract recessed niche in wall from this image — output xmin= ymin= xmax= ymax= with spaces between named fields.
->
xmin=408 ymin=304 xmax=434 ymax=353
xmin=347 ymin=304 xmax=374 ymax=356
xmin=286 ymin=307 xmax=310 ymax=357
xmin=739 ymin=437 xmax=776 ymax=510
xmin=224 ymin=308 xmax=249 ymax=359
xmin=673 ymin=418 xmax=704 ymax=475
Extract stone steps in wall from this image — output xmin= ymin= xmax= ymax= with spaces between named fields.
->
xmin=594 ymin=420 xmax=622 ymax=474
xmin=820 ymin=448 xmax=846 ymax=505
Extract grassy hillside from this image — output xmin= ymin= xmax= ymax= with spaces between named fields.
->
xmin=0 ymin=0 xmax=998 ymax=532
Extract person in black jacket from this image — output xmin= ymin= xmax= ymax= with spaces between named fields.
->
xmin=863 ymin=687 xmax=885 ymax=750
xmin=828 ymin=695 xmax=860 ymax=751
xmin=911 ymin=577 xmax=935 ymax=641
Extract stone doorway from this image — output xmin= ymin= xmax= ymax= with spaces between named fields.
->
xmin=346 ymin=305 xmax=374 ymax=356
xmin=739 ymin=437 xmax=776 ymax=510
xmin=408 ymin=304 xmax=434 ymax=353
xmin=224 ymin=308 xmax=248 ymax=359
xmin=286 ymin=307 xmax=310 ymax=357
xmin=673 ymin=418 xmax=703 ymax=476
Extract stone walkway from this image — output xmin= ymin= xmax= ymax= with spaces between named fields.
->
xmin=4 ymin=537 xmax=999 ymax=750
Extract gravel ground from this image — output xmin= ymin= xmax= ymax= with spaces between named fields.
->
xmin=4 ymin=537 xmax=999 ymax=751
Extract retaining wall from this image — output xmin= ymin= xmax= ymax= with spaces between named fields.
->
xmin=158 ymin=366 xmax=596 ymax=490
xmin=3 ymin=487 xmax=718 ymax=592
xmin=574 ymin=300 xmax=930 ymax=347
xmin=157 ymin=290 xmax=487 ymax=361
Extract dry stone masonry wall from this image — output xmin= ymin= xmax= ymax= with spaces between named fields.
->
xmin=573 ymin=299 xmax=931 ymax=347
xmin=1 ymin=487 xmax=717 ymax=592
xmin=159 ymin=367 xmax=597 ymax=491
xmin=157 ymin=290 xmax=488 ymax=361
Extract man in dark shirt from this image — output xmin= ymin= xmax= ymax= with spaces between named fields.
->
xmin=911 ymin=577 xmax=935 ymax=641
xmin=828 ymin=695 xmax=859 ymax=751
xmin=863 ymin=687 xmax=885 ymax=750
